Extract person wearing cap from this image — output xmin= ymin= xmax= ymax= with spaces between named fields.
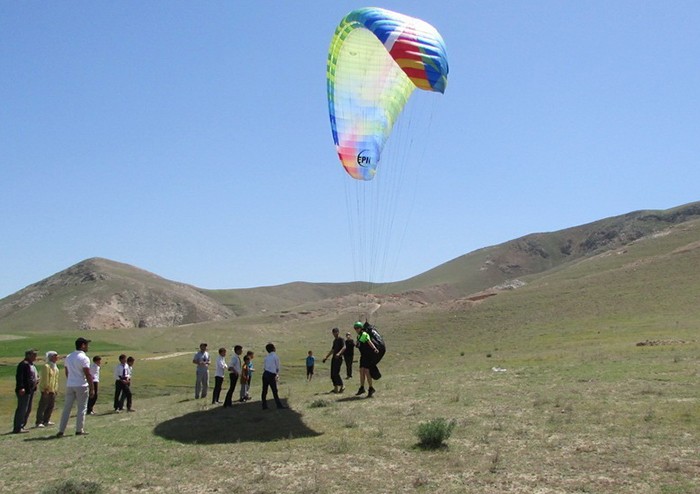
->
xmin=34 ymin=351 xmax=60 ymax=428
xmin=353 ymin=321 xmax=380 ymax=398
xmin=343 ymin=331 xmax=355 ymax=380
xmin=322 ymin=327 xmax=345 ymax=393
xmin=13 ymin=348 xmax=38 ymax=433
xmin=57 ymin=337 xmax=94 ymax=437
xmin=192 ymin=343 xmax=210 ymax=400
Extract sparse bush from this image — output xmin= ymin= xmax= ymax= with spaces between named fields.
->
xmin=41 ymin=480 xmax=103 ymax=494
xmin=488 ymin=450 xmax=501 ymax=473
xmin=327 ymin=436 xmax=350 ymax=454
xmin=309 ymin=399 xmax=330 ymax=408
xmin=415 ymin=418 xmax=455 ymax=449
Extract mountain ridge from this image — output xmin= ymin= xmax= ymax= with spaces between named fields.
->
xmin=1 ymin=200 xmax=699 ymax=331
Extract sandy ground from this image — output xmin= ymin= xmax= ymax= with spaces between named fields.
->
xmin=0 ymin=334 xmax=27 ymax=341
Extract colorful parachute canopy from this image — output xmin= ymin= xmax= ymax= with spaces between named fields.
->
xmin=327 ymin=7 xmax=449 ymax=181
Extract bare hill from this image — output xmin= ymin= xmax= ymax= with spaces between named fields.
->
xmin=1 ymin=201 xmax=699 ymax=332
xmin=0 ymin=258 xmax=234 ymax=331
xmin=393 ymin=201 xmax=700 ymax=294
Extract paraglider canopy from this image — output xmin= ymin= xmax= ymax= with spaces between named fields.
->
xmin=327 ymin=7 xmax=449 ymax=180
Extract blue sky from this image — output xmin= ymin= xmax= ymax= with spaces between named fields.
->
xmin=2 ymin=1 xmax=699 ymax=299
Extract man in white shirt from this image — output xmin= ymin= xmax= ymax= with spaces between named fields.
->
xmin=113 ymin=354 xmax=131 ymax=412
xmin=57 ymin=337 xmax=94 ymax=436
xmin=192 ymin=343 xmax=210 ymax=400
xmin=86 ymin=355 xmax=101 ymax=415
xmin=261 ymin=343 xmax=285 ymax=410
xmin=212 ymin=348 xmax=228 ymax=404
xmin=122 ymin=356 xmax=135 ymax=412
xmin=223 ymin=345 xmax=243 ymax=407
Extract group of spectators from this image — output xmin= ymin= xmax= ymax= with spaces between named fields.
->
xmin=193 ymin=342 xmax=285 ymax=410
xmin=12 ymin=337 xmax=136 ymax=436
xmin=12 ymin=324 xmax=381 ymax=435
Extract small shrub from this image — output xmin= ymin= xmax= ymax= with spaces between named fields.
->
xmin=309 ymin=399 xmax=330 ymax=408
xmin=416 ymin=418 xmax=455 ymax=449
xmin=488 ymin=450 xmax=501 ymax=473
xmin=327 ymin=436 xmax=350 ymax=454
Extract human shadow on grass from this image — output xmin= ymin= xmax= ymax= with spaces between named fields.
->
xmin=153 ymin=399 xmax=321 ymax=444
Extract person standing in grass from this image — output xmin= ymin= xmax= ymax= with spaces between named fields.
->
xmin=35 ymin=351 xmax=59 ymax=427
xmin=57 ymin=337 xmax=94 ymax=436
xmin=353 ymin=322 xmax=380 ymax=398
xmin=343 ymin=332 xmax=355 ymax=380
xmin=306 ymin=350 xmax=315 ymax=381
xmin=86 ymin=355 xmax=101 ymax=415
xmin=322 ymin=327 xmax=345 ymax=393
xmin=192 ymin=343 xmax=210 ymax=400
xmin=122 ymin=356 xmax=135 ymax=412
xmin=244 ymin=350 xmax=255 ymax=401
xmin=13 ymin=348 xmax=38 ymax=434
xmin=261 ymin=343 xmax=285 ymax=410
xmin=193 ymin=343 xmax=210 ymax=400
xmin=223 ymin=345 xmax=243 ymax=407
xmin=239 ymin=354 xmax=251 ymax=402
xmin=212 ymin=347 xmax=228 ymax=404
xmin=113 ymin=354 xmax=129 ymax=412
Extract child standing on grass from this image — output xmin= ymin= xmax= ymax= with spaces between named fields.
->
xmin=306 ymin=351 xmax=315 ymax=381
xmin=86 ymin=355 xmax=101 ymax=415
xmin=244 ymin=351 xmax=254 ymax=401
xmin=240 ymin=355 xmax=251 ymax=402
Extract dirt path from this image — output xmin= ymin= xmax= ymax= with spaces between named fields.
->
xmin=142 ymin=351 xmax=191 ymax=361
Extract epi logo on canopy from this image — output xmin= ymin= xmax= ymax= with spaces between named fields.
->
xmin=357 ymin=150 xmax=372 ymax=167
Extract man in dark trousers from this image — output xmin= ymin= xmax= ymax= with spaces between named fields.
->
xmin=343 ymin=332 xmax=355 ymax=379
xmin=113 ymin=354 xmax=131 ymax=412
xmin=13 ymin=349 xmax=38 ymax=433
xmin=322 ymin=327 xmax=345 ymax=393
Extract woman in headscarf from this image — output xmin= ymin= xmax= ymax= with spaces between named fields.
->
xmin=34 ymin=351 xmax=59 ymax=428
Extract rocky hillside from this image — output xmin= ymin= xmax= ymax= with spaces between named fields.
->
xmin=0 ymin=258 xmax=234 ymax=330
xmin=394 ymin=201 xmax=700 ymax=295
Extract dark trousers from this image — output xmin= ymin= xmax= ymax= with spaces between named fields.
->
xmin=35 ymin=391 xmax=56 ymax=425
xmin=261 ymin=371 xmax=283 ymax=409
xmin=223 ymin=373 xmax=239 ymax=407
xmin=114 ymin=380 xmax=132 ymax=410
xmin=330 ymin=357 xmax=344 ymax=387
xmin=212 ymin=376 xmax=224 ymax=403
xmin=13 ymin=391 xmax=34 ymax=432
xmin=87 ymin=382 xmax=99 ymax=413
xmin=344 ymin=353 xmax=353 ymax=378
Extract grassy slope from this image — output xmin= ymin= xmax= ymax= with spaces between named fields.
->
xmin=0 ymin=220 xmax=698 ymax=493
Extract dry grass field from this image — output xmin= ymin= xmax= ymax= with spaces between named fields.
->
xmin=0 ymin=300 xmax=697 ymax=493
xmin=1 ymin=211 xmax=699 ymax=493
